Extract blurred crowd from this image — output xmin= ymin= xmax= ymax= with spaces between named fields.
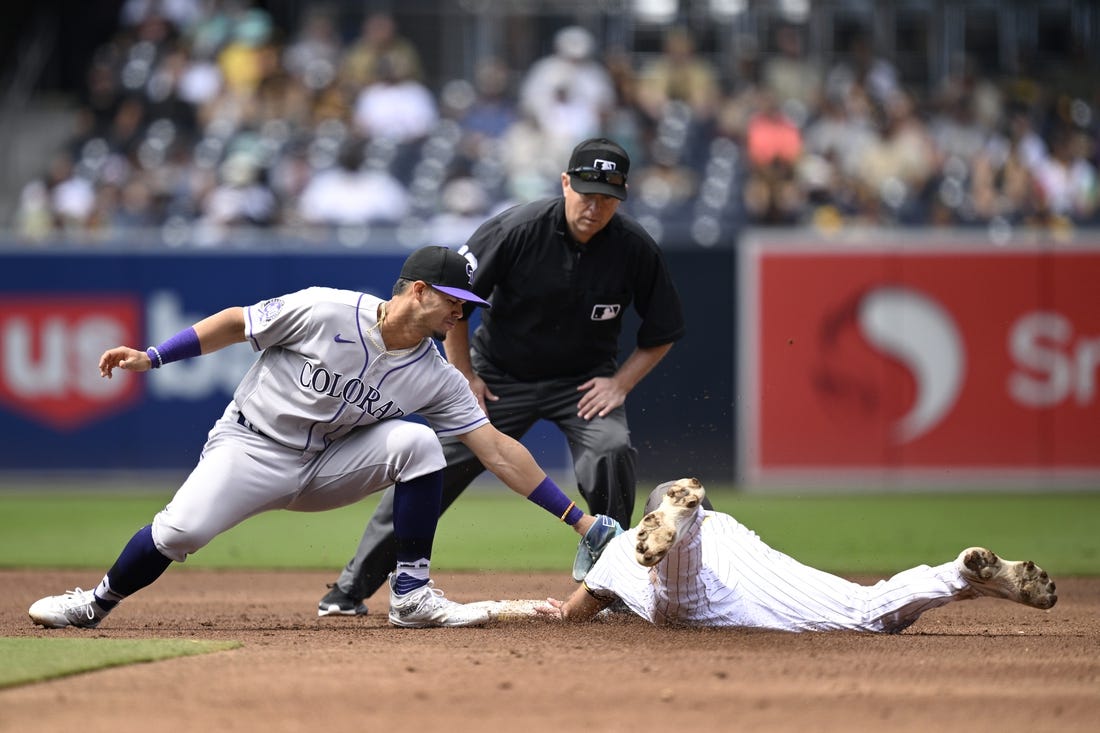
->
xmin=12 ymin=0 xmax=1100 ymax=247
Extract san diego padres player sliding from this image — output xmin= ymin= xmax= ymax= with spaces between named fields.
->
xmin=531 ymin=478 xmax=1057 ymax=631
xmin=28 ymin=245 xmax=620 ymax=630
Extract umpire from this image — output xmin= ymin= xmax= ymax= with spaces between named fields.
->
xmin=318 ymin=137 xmax=686 ymax=616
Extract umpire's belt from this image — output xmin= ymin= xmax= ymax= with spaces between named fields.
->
xmin=236 ymin=411 xmax=267 ymax=438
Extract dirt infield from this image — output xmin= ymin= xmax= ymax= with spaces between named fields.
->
xmin=2 ymin=569 xmax=1098 ymax=733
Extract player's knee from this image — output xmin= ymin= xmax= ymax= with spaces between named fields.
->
xmin=604 ymin=437 xmax=635 ymax=457
xmin=151 ymin=514 xmax=212 ymax=562
xmin=586 ymin=440 xmax=636 ymax=472
xmin=591 ymin=420 xmax=635 ymax=455
xmin=393 ymin=422 xmax=446 ymax=472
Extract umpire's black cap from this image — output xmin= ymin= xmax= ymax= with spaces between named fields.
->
xmin=400 ymin=246 xmax=491 ymax=308
xmin=567 ymin=138 xmax=629 ymax=200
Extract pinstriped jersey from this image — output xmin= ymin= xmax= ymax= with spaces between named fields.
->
xmin=584 ymin=509 xmax=970 ymax=632
xmin=584 ymin=511 xmax=728 ymax=627
xmin=235 ymin=286 xmax=488 ymax=451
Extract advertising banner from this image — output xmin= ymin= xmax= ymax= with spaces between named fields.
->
xmin=0 ymin=251 xmax=408 ymax=470
xmin=4 ymin=246 xmax=691 ymax=475
xmin=0 ymin=246 xmax=737 ymax=480
xmin=739 ymin=234 xmax=1100 ymax=487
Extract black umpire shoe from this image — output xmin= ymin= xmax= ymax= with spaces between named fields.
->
xmin=317 ymin=583 xmax=368 ymax=617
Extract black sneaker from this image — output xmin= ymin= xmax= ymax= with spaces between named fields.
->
xmin=317 ymin=584 xmax=368 ymax=617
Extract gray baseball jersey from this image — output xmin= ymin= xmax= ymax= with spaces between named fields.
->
xmin=584 ymin=509 xmax=975 ymax=632
xmin=238 ymin=287 xmax=487 ymax=448
xmin=149 ymin=287 xmax=489 ymax=563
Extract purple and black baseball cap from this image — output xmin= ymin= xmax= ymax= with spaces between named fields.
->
xmin=566 ymin=137 xmax=630 ymax=201
xmin=400 ymin=246 xmax=491 ymax=308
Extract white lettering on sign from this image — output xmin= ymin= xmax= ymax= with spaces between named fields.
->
xmin=145 ymin=291 xmax=256 ymax=399
xmin=2 ymin=314 xmax=129 ymax=399
xmin=1008 ymin=311 xmax=1100 ymax=407
xmin=0 ymin=292 xmax=256 ymax=431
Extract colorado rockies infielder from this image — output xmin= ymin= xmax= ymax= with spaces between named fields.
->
xmin=539 ymin=478 xmax=1058 ymax=631
xmin=28 ymin=246 xmax=616 ymax=630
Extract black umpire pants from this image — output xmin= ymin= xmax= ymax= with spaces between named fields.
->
xmin=333 ymin=358 xmax=637 ymax=600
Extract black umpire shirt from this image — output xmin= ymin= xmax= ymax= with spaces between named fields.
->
xmin=461 ymin=197 xmax=686 ymax=381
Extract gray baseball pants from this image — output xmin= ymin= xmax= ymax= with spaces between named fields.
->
xmin=333 ymin=359 xmax=637 ymax=600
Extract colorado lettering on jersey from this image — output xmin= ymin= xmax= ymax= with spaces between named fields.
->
xmin=299 ymin=362 xmax=406 ymax=420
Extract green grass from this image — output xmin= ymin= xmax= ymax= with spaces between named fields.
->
xmin=5 ymin=485 xmax=1094 ymax=689
xmin=1 ymin=487 xmax=1098 ymax=575
xmin=0 ymin=637 xmax=240 ymax=689
xmin=722 ymin=493 xmax=1100 ymax=575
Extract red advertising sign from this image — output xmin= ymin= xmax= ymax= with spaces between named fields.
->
xmin=0 ymin=296 xmax=143 ymax=430
xmin=739 ymin=235 xmax=1100 ymax=486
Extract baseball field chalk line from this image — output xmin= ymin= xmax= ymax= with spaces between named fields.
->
xmin=465 ymin=599 xmax=549 ymax=621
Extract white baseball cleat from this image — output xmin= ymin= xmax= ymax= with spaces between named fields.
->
xmin=635 ymin=477 xmax=706 ymax=567
xmin=388 ymin=576 xmax=492 ymax=628
xmin=957 ymin=547 xmax=1057 ymax=610
xmin=29 ymin=588 xmax=106 ymax=629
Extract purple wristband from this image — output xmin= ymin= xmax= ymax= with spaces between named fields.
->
xmin=526 ymin=476 xmax=584 ymax=526
xmin=146 ymin=327 xmax=202 ymax=369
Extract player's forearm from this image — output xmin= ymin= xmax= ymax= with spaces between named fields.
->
xmin=460 ymin=428 xmax=538 ymax=495
xmin=499 ymin=446 xmax=596 ymax=535
xmin=462 ymin=426 xmax=592 ymax=533
xmin=560 ymin=585 xmax=608 ymax=621
xmin=192 ymin=307 xmax=248 ymax=353
xmin=442 ymin=320 xmax=474 ymax=378
xmin=480 ymin=434 xmax=548 ymax=496
xmin=143 ymin=308 xmax=246 ymax=370
xmin=613 ymin=342 xmax=673 ymax=392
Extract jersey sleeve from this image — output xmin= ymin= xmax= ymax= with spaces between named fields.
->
xmin=583 ymin=530 xmax=656 ymax=620
xmin=459 ymin=213 xmax=512 ymax=318
xmin=631 ymin=242 xmax=687 ymax=349
xmin=585 ymin=531 xmax=653 ymax=593
xmin=243 ymin=288 xmax=322 ymax=352
xmin=466 ymin=216 xmax=509 ymax=281
xmin=417 ymin=354 xmax=490 ymax=437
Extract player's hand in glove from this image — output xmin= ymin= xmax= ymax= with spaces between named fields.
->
xmin=572 ymin=514 xmax=624 ymax=582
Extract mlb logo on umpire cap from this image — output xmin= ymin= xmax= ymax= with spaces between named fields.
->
xmin=567 ymin=137 xmax=630 ymax=200
xmin=568 ymin=138 xmax=630 ymax=175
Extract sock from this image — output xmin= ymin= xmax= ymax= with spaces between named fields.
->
xmin=392 ymin=471 xmax=443 ymax=593
xmin=393 ymin=559 xmax=431 ymax=594
xmin=94 ymin=524 xmax=173 ymax=612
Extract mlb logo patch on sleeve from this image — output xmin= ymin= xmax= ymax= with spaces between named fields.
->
xmin=590 ymin=304 xmax=621 ymax=321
